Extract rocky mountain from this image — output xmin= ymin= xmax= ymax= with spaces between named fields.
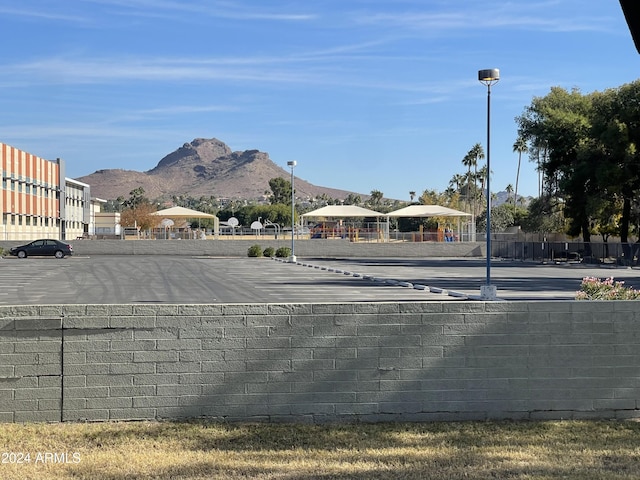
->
xmin=77 ymin=138 xmax=358 ymax=202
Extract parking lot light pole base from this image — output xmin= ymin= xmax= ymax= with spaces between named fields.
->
xmin=480 ymin=285 xmax=497 ymax=300
xmin=289 ymin=254 xmax=297 ymax=263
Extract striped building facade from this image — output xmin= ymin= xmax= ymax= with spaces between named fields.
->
xmin=1 ymin=143 xmax=92 ymax=241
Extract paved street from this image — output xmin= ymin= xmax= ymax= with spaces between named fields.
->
xmin=2 ymin=255 xmax=640 ymax=305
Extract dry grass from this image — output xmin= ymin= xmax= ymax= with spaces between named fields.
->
xmin=1 ymin=420 xmax=640 ymax=479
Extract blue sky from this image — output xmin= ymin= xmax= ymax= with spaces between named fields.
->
xmin=0 ymin=1 xmax=637 ymax=201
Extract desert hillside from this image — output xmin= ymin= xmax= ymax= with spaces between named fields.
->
xmin=77 ymin=138 xmax=358 ymax=201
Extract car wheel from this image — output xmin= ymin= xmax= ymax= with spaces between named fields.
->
xmin=17 ymin=251 xmax=27 ymax=259
xmin=54 ymin=250 xmax=65 ymax=259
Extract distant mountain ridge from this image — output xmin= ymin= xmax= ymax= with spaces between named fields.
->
xmin=77 ymin=138 xmax=357 ymax=201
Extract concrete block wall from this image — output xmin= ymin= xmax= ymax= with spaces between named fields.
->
xmin=1 ymin=301 xmax=639 ymax=423
xmin=0 ymin=239 xmax=486 ymax=258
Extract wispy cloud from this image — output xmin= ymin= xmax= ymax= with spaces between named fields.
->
xmin=0 ymin=6 xmax=88 ymax=23
xmin=77 ymin=0 xmax=316 ymax=21
xmin=3 ymin=53 xmax=479 ymax=99
xmin=10 ymin=60 xmax=328 ymax=91
xmin=356 ymin=2 xmax=614 ymax=34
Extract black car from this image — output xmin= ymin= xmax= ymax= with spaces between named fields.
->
xmin=9 ymin=239 xmax=73 ymax=259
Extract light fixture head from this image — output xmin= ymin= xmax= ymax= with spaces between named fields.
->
xmin=287 ymin=160 xmax=297 ymax=167
xmin=478 ymin=68 xmax=500 ymax=86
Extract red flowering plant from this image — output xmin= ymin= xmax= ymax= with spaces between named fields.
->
xmin=576 ymin=276 xmax=640 ymax=300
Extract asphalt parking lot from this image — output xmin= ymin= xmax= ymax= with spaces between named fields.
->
xmin=3 ymin=255 xmax=640 ymax=305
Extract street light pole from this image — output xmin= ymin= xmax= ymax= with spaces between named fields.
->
xmin=478 ymin=68 xmax=499 ymax=300
xmin=287 ymin=160 xmax=297 ymax=263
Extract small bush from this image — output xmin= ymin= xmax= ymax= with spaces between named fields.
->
xmin=247 ymin=244 xmax=263 ymax=257
xmin=275 ymin=247 xmax=291 ymax=258
xmin=576 ymin=276 xmax=640 ymax=300
xmin=263 ymin=247 xmax=275 ymax=258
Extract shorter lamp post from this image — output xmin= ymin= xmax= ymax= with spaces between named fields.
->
xmin=287 ymin=160 xmax=297 ymax=263
xmin=478 ymin=68 xmax=499 ymax=300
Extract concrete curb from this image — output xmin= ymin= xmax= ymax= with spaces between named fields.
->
xmin=274 ymin=257 xmax=482 ymax=300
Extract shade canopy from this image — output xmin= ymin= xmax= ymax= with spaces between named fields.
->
xmin=386 ymin=205 xmax=472 ymax=218
xmin=152 ymin=206 xmax=217 ymax=219
xmin=301 ymin=205 xmax=384 ymax=218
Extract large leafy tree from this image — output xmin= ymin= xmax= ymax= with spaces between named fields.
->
xmin=517 ymin=87 xmax=594 ymax=250
xmin=119 ymin=188 xmax=159 ymax=230
xmin=590 ymin=83 xmax=640 ymax=258
xmin=267 ymin=177 xmax=292 ymax=205
xmin=517 ymin=81 xmax=640 ymax=260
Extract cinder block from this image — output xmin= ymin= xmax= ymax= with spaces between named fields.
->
xmin=14 ymin=340 xmax=61 ymax=353
xmin=246 ymin=360 xmax=291 ymax=372
xmin=379 ymin=335 xmax=421 ymax=348
xmin=110 ymin=385 xmax=156 ymax=397
xmin=134 ymin=328 xmax=178 ymax=340
xmin=62 ymin=385 xmax=109 ymax=398
xmin=87 ymin=397 xmax=133 ymax=409
xmin=201 ymin=361 xmax=246 ymax=373
xmin=134 ymin=373 xmax=180 ymax=385
xmin=133 ymin=351 xmax=178 ymax=363
xmin=103 ymin=305 xmax=136 ymax=316
xmin=0 ymin=412 xmax=15 ymax=423
xmin=64 ymin=364 xmax=110 ymax=375
xmin=15 ymin=387 xmax=61 ymax=400
xmin=268 ymin=304 xmax=312 ymax=315
xmin=246 ymin=337 xmax=290 ymax=349
xmin=157 ymin=385 xmax=200 ymax=396
xmin=312 ymin=325 xmax=357 ymax=337
xmin=63 ymin=409 xmax=109 ymax=421
xmin=64 ymin=316 xmax=109 ymax=329
xmin=202 ymin=337 xmax=244 ymax=350
xmin=14 ymin=410 xmax=60 ymax=422
xmin=15 ymin=364 xmax=61 ymax=377
xmin=157 ymin=362 xmax=201 ymax=374
xmin=109 ymin=408 xmax=156 ymax=420
xmin=313 ymin=348 xmax=356 ymax=360
xmin=87 ymin=352 xmax=134 ymax=364
xmin=109 ymin=363 xmax=155 ymax=375
xmin=179 ymin=350 xmax=224 ymax=362
xmin=179 ymin=373 xmax=225 ymax=384
xmin=110 ymin=316 xmax=155 ymax=328
xmin=379 ymin=357 xmax=422 ymax=370
xmin=86 ymin=374 xmax=134 ymax=387
xmin=133 ymin=396 xmax=180 ymax=408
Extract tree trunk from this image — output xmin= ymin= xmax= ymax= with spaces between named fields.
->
xmin=621 ymin=196 xmax=632 ymax=263
xmin=581 ymin=218 xmax=592 ymax=257
xmin=515 ymin=152 xmax=521 ymax=204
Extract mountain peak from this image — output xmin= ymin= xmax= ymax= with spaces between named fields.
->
xmin=77 ymin=137 xmax=357 ymax=201
xmin=150 ymin=137 xmax=233 ymax=172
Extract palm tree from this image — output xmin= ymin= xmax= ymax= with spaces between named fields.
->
xmin=468 ymin=143 xmax=485 ymax=216
xmin=449 ymin=174 xmax=465 ymax=193
xmin=461 ymin=153 xmax=475 ymax=213
xmin=512 ymin=137 xmax=528 ymax=204
xmin=409 ymin=191 xmax=416 ymax=203
xmin=368 ymin=189 xmax=383 ymax=208
xmin=477 ymin=164 xmax=489 ymax=212
xmin=506 ymin=184 xmax=514 ymax=203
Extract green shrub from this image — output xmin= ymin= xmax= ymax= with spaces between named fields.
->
xmin=275 ymin=247 xmax=291 ymax=258
xmin=263 ymin=247 xmax=275 ymax=257
xmin=247 ymin=244 xmax=263 ymax=257
xmin=576 ymin=276 xmax=640 ymax=300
